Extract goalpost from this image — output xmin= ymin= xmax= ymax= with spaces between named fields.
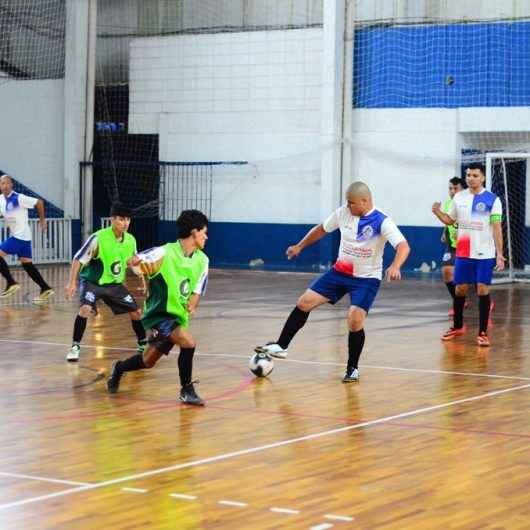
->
xmin=486 ymin=152 xmax=530 ymax=283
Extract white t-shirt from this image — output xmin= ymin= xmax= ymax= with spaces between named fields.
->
xmin=0 ymin=191 xmax=38 ymax=241
xmin=323 ymin=205 xmax=406 ymax=280
xmin=448 ymin=189 xmax=502 ymax=260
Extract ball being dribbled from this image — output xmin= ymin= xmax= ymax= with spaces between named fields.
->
xmin=249 ymin=352 xmax=274 ymax=378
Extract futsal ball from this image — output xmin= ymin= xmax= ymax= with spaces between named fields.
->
xmin=249 ymin=352 xmax=274 ymax=377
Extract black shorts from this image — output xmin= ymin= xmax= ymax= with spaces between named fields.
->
xmin=147 ymin=318 xmax=179 ymax=355
xmin=79 ymin=280 xmax=138 ymax=315
xmin=442 ymin=248 xmax=456 ymax=267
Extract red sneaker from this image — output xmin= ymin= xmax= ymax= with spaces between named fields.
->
xmin=441 ymin=326 xmax=467 ymax=341
xmin=477 ymin=332 xmax=491 ymax=347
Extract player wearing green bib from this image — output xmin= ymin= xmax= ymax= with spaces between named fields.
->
xmin=440 ymin=177 xmax=465 ymax=315
xmin=107 ymin=209 xmax=209 ymax=406
xmin=64 ymin=203 xmax=146 ymax=362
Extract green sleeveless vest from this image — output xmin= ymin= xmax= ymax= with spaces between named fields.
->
xmin=80 ymin=227 xmax=137 ymax=285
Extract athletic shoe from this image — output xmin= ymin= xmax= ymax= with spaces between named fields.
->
xmin=0 ymin=283 xmax=20 ymax=299
xmin=179 ymin=382 xmax=205 ymax=406
xmin=441 ymin=326 xmax=467 ymax=341
xmin=254 ymin=342 xmax=288 ymax=359
xmin=107 ymin=361 xmax=123 ymax=394
xmin=66 ymin=343 xmax=80 ymax=362
xmin=476 ymin=332 xmax=491 ymax=347
xmin=32 ymin=288 xmax=55 ymax=304
xmin=137 ymin=339 xmax=148 ymax=354
xmin=342 ymin=368 xmax=360 ymax=383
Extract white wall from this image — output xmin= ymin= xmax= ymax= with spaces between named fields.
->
xmin=349 ymin=107 xmax=530 ymax=227
xmin=355 ymin=0 xmax=530 ymax=22
xmin=130 ymin=28 xmax=324 ymax=224
xmin=0 ymin=80 xmax=65 ymax=209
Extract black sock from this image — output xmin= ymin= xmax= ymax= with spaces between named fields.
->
xmin=21 ymin=262 xmax=50 ymax=291
xmin=178 ymin=347 xmax=195 ymax=387
xmin=453 ymin=296 xmax=465 ymax=329
xmin=118 ymin=353 xmax=146 ymax=373
xmin=348 ymin=329 xmax=365 ymax=370
xmin=478 ymin=294 xmax=491 ymax=334
xmin=72 ymin=315 xmax=88 ymax=343
xmin=277 ymin=307 xmax=310 ymax=349
xmin=445 ymin=281 xmax=456 ymax=300
xmin=0 ymin=257 xmax=16 ymax=286
xmin=131 ymin=319 xmax=146 ymax=342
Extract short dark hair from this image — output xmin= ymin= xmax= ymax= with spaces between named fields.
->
xmin=110 ymin=202 xmax=132 ymax=218
xmin=176 ymin=209 xmax=208 ymax=238
xmin=466 ymin=162 xmax=485 ymax=175
xmin=449 ymin=177 xmax=461 ymax=186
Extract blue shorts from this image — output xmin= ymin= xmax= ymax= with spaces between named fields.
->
xmin=309 ymin=268 xmax=381 ymax=313
xmin=0 ymin=237 xmax=32 ymax=259
xmin=454 ymin=257 xmax=495 ymax=286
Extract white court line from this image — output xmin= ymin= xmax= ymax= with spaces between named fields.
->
xmin=2 ymin=381 xmax=528 ymax=511
xmin=270 ymin=507 xmax=300 ymax=515
xmin=121 ymin=487 xmax=148 ymax=493
xmin=169 ymin=493 xmax=197 ymax=500
xmin=0 ymin=471 xmax=91 ymax=487
xmin=218 ymin=500 xmax=248 ymax=507
xmin=310 ymin=524 xmax=334 ymax=530
xmin=325 ymin=514 xmax=354 ymax=522
xmin=1 ymin=338 xmax=528 ymax=382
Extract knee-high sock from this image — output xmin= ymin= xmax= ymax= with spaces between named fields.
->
xmin=0 ymin=257 xmax=16 ymax=286
xmin=478 ymin=294 xmax=491 ymax=334
xmin=22 ymin=262 xmax=50 ymax=291
xmin=453 ymin=296 xmax=466 ymax=329
xmin=178 ymin=347 xmax=195 ymax=387
xmin=72 ymin=315 xmax=87 ymax=343
xmin=348 ymin=329 xmax=365 ymax=370
xmin=277 ymin=307 xmax=310 ymax=349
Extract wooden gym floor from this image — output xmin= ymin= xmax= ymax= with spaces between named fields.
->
xmin=1 ymin=265 xmax=530 ymax=529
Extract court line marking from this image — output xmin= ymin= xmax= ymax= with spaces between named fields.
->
xmin=325 ymin=514 xmax=354 ymax=522
xmin=218 ymin=500 xmax=248 ymax=507
xmin=0 ymin=472 xmax=92 ymax=487
xmin=1 ymin=338 xmax=529 ymax=382
xmin=1 ymin=381 xmax=529 ymax=512
xmin=169 ymin=493 xmax=197 ymax=500
xmin=270 ymin=507 xmax=300 ymax=515
xmin=121 ymin=487 xmax=148 ymax=493
xmin=310 ymin=524 xmax=334 ymax=530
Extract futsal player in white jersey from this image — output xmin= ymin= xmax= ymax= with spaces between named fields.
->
xmin=0 ymin=173 xmax=54 ymax=302
xmin=432 ymin=163 xmax=505 ymax=347
xmin=255 ymin=181 xmax=410 ymax=382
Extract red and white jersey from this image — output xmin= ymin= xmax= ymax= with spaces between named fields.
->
xmin=448 ymin=189 xmax=502 ymax=260
xmin=323 ymin=205 xmax=406 ymax=280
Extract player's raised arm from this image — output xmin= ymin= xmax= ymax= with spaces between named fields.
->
xmin=286 ymin=224 xmax=327 ymax=259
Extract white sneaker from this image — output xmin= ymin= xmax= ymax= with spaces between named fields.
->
xmin=342 ymin=368 xmax=359 ymax=383
xmin=254 ymin=343 xmax=288 ymax=359
xmin=67 ymin=344 xmax=80 ymax=362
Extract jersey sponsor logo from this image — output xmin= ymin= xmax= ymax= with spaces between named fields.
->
xmin=179 ymin=279 xmax=191 ymax=296
xmin=361 ymin=225 xmax=374 ymax=240
xmin=85 ymin=291 xmax=96 ymax=303
xmin=110 ymin=260 xmax=122 ymax=276
xmin=123 ymin=294 xmax=133 ymax=303
xmin=475 ymin=202 xmax=486 ymax=212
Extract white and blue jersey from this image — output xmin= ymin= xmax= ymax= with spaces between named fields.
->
xmin=322 ymin=205 xmax=406 ymax=280
xmin=0 ymin=191 xmax=38 ymax=241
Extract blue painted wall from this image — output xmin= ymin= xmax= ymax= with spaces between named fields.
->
xmin=354 ymin=21 xmax=530 ymax=108
xmin=159 ymin=220 xmax=444 ymax=274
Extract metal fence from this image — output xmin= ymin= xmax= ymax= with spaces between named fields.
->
xmin=1 ymin=218 xmax=72 ymax=265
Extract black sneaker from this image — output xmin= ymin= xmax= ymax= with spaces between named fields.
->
xmin=107 ymin=361 xmax=123 ymax=394
xmin=342 ymin=367 xmax=360 ymax=383
xmin=179 ymin=382 xmax=205 ymax=406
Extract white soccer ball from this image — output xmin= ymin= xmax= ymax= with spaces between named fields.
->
xmin=249 ymin=352 xmax=274 ymax=378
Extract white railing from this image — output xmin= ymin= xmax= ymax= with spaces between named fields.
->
xmin=100 ymin=217 xmax=111 ymax=228
xmin=1 ymin=218 xmax=72 ymax=265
